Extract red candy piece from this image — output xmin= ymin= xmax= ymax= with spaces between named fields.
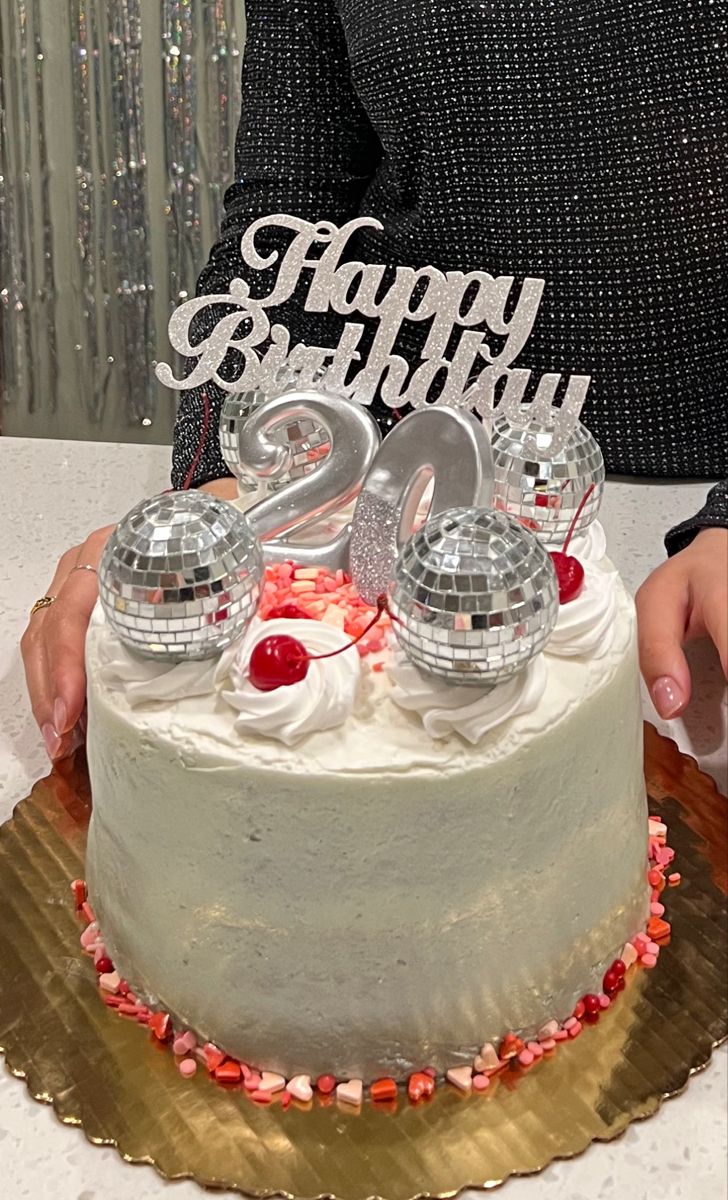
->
xmin=602 ymin=968 xmax=620 ymax=994
xmin=408 ymin=1072 xmax=435 ymax=1102
xmin=249 ymin=635 xmax=309 ymax=691
xmin=550 ymin=550 xmax=585 ymax=604
xmin=647 ymin=916 xmax=671 ymax=941
xmin=611 ymin=958 xmax=626 ymax=979
xmin=316 ymin=1073 xmax=336 ymax=1095
xmin=265 ymin=603 xmax=313 ymax=622
xmin=215 ymin=1060 xmax=242 ymax=1084
xmin=583 ymin=993 xmax=601 ymax=1016
xmin=202 ymin=1043 xmax=226 ymax=1073
xmin=573 ymin=999 xmax=586 ymax=1020
xmin=499 ymin=1033 xmax=525 ymax=1060
xmin=148 ymin=1012 xmax=172 ymax=1041
xmin=370 ymin=1077 xmax=398 ymax=1103
xmin=71 ymin=879 xmax=87 ymax=907
xmin=95 ymin=956 xmax=114 ymax=976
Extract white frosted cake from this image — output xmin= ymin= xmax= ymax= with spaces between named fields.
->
xmin=84 ymin=519 xmax=649 ymax=1083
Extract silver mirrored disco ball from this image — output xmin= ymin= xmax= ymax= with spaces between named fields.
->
xmin=389 ymin=507 xmax=558 ymax=688
xmin=219 ymin=389 xmax=264 ymax=487
xmin=219 ymin=367 xmax=330 ymax=493
xmin=492 ymin=407 xmax=605 ymax=544
xmin=98 ymin=491 xmax=264 ymax=661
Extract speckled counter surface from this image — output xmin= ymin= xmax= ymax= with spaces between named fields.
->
xmin=0 ymin=436 xmax=725 ymax=1200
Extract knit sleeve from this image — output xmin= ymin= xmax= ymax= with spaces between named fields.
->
xmin=171 ymin=0 xmax=381 ymax=489
xmin=664 ymin=480 xmax=728 ymax=555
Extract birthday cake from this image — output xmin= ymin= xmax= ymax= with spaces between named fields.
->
xmin=80 ymin=216 xmax=658 ymax=1099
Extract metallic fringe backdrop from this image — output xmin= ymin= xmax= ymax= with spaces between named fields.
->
xmin=0 ymin=0 xmax=245 ymax=443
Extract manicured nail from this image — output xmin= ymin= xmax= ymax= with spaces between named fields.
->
xmin=53 ymin=697 xmax=68 ymax=735
xmin=651 ymin=676 xmax=685 ymax=719
xmin=42 ymin=723 xmax=62 ymax=760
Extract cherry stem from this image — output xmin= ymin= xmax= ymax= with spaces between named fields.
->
xmin=295 ymin=594 xmax=392 ymax=664
xmin=562 ymin=483 xmax=596 ymax=555
xmin=181 ymin=390 xmax=211 ymax=491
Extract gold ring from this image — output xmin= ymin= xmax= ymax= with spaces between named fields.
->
xmin=70 ymin=564 xmax=98 ymax=575
xmin=30 ymin=595 xmax=56 ymax=618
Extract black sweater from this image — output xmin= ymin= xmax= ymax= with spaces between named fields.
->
xmin=171 ymin=0 xmax=728 ymax=549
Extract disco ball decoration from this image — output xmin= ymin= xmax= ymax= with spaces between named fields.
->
xmin=219 ymin=367 xmax=330 ymax=493
xmin=219 ymin=389 xmax=265 ymax=488
xmin=389 ymin=507 xmax=558 ymax=688
xmin=492 ymin=407 xmax=605 ymax=544
xmin=98 ymin=491 xmax=264 ymax=661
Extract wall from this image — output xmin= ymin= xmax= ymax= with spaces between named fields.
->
xmin=0 ymin=0 xmax=245 ymax=444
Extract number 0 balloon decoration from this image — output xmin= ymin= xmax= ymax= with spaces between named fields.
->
xmin=349 ymin=408 xmax=494 ymax=604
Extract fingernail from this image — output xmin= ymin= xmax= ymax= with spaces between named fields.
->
xmin=651 ymin=676 xmax=685 ymax=719
xmin=53 ymin=697 xmax=68 ymax=735
xmin=42 ymin=722 xmax=62 ymax=760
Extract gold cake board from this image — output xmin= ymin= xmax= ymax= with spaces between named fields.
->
xmin=0 ymin=724 xmax=725 ymax=1199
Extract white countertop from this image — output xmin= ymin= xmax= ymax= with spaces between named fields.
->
xmin=0 ymin=436 xmax=725 ymax=1200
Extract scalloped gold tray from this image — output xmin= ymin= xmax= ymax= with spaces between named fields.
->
xmin=0 ymin=724 xmax=726 ymax=1198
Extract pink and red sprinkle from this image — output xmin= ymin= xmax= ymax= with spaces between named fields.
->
xmin=73 ymin=814 xmax=677 ymax=1108
xmin=259 ymin=563 xmax=391 ymax=659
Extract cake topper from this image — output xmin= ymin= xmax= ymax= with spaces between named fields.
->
xmin=237 ymin=389 xmax=381 ymax=572
xmin=98 ymin=491 xmax=264 ymax=661
xmin=492 ymin=404 xmax=605 ymax=545
xmin=349 ymin=406 xmax=493 ymax=604
xmin=388 ymin=507 xmax=558 ymax=688
xmin=148 ymin=212 xmax=600 ymax=677
xmin=155 ymin=214 xmax=590 ymax=435
xmin=219 ymin=364 xmax=331 ymax=494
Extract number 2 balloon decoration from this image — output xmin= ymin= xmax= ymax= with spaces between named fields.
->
xmin=237 ymin=389 xmax=381 ymax=572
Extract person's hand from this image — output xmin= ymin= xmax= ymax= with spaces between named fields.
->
xmin=636 ymin=527 xmax=728 ymax=718
xmin=21 ymin=525 xmax=114 ymax=761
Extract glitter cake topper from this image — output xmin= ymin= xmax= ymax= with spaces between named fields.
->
xmin=155 ymin=214 xmax=590 ymax=445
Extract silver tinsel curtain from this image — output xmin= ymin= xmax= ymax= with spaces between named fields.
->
xmin=0 ymin=0 xmax=245 ymax=443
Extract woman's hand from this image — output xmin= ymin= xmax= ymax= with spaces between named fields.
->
xmin=21 ymin=480 xmax=237 ymax=763
xmin=21 ymin=525 xmax=114 ymax=761
xmin=636 ymin=527 xmax=728 ymax=718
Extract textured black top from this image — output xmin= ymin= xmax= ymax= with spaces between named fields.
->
xmin=171 ymin=0 xmax=728 ymax=549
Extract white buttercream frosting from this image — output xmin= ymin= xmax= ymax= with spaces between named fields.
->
xmin=546 ymin=560 xmax=619 ymax=659
xmin=387 ymin=653 xmax=548 ymax=743
xmin=552 ymin=519 xmax=607 ymax=564
xmin=221 ymin=618 xmax=361 ymax=746
xmin=92 ymin=606 xmax=240 ymax=705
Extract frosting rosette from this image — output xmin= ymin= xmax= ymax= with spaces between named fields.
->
xmin=555 ymin=519 xmax=607 ymax=564
xmin=221 ymin=618 xmax=361 ymax=745
xmin=387 ymin=654 xmax=547 ymax=744
xmin=92 ymin=605 xmax=240 ymax=704
xmin=546 ymin=559 xmax=619 ymax=658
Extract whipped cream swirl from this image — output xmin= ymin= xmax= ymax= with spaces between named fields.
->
xmin=92 ymin=606 xmax=239 ymax=705
xmin=551 ymin=519 xmax=607 ymax=564
xmin=387 ymin=654 xmax=547 ymax=744
xmin=546 ymin=560 xmax=619 ymax=658
xmin=222 ymin=618 xmax=361 ymax=745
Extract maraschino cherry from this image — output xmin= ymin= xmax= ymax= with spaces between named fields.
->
xmin=248 ymin=595 xmax=390 ymax=692
xmin=549 ymin=483 xmax=596 ymax=605
xmin=248 ymin=635 xmax=309 ymax=691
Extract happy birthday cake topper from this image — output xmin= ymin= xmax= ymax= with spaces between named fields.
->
xmin=155 ymin=214 xmax=590 ymax=452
